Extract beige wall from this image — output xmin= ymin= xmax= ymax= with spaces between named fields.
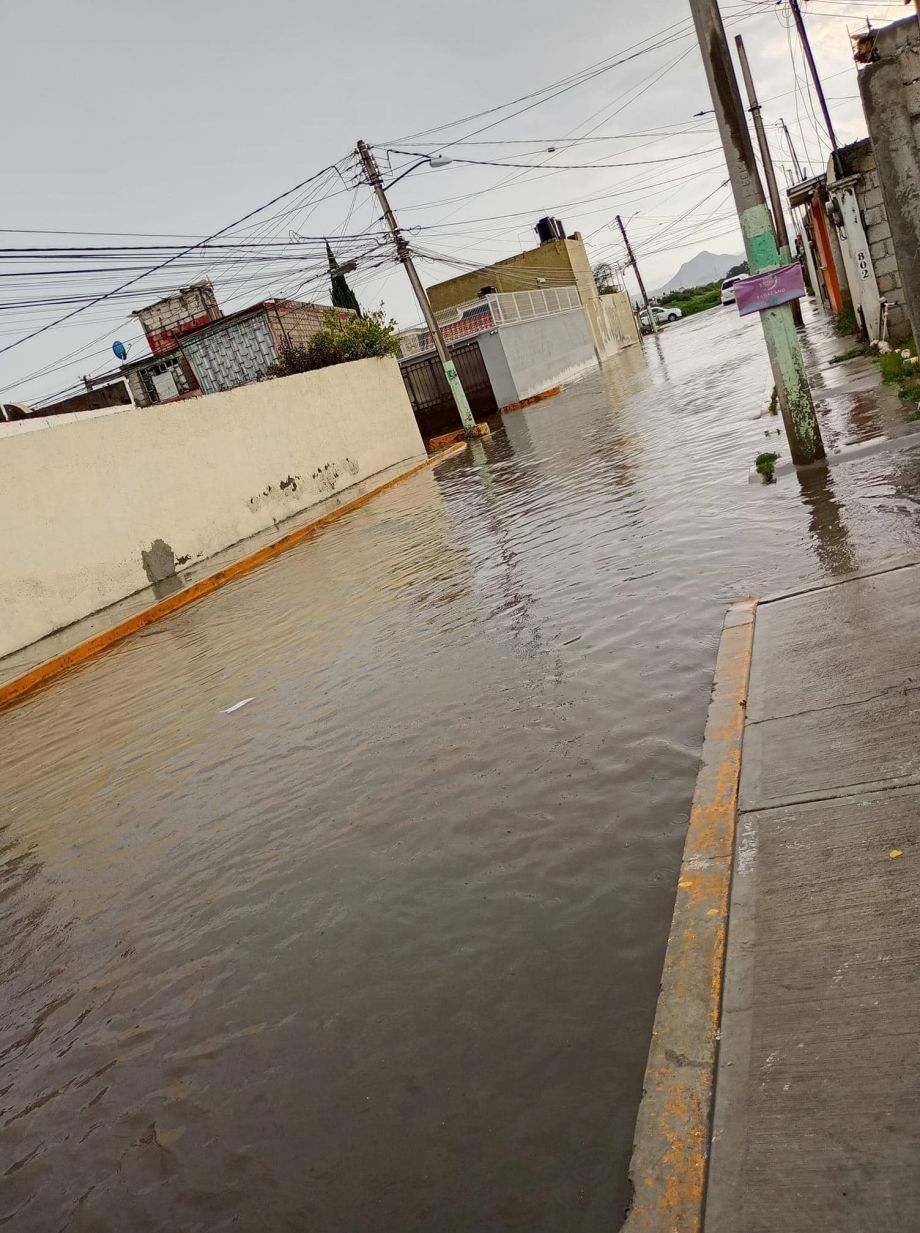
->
xmin=427 ymin=238 xmax=582 ymax=310
xmin=596 ymin=291 xmax=641 ymax=350
xmin=0 ymin=357 xmax=425 ymax=660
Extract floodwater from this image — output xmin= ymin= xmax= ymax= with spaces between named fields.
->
xmin=2 ymin=306 xmax=920 ymax=1233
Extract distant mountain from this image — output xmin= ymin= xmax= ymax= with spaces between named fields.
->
xmin=655 ymin=251 xmax=745 ymax=295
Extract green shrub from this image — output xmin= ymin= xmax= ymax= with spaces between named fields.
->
xmin=657 ymin=281 xmax=722 ymax=318
xmin=834 ymin=305 xmax=858 ymax=336
xmin=755 ymin=451 xmax=780 ymax=483
xmin=267 ymin=309 xmax=401 ymax=378
xmin=873 ymin=340 xmax=920 ymax=403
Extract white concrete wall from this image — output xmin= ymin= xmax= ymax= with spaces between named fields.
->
xmin=478 ymin=309 xmax=597 ymax=409
xmin=0 ymin=357 xmax=425 ymax=660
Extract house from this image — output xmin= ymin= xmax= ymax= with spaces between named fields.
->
xmin=787 ymin=174 xmax=850 ymax=319
xmin=133 ymin=280 xmax=222 ymax=354
xmin=179 ymin=300 xmax=345 ymax=394
xmin=120 ymin=296 xmax=349 ymax=406
xmin=825 ymin=138 xmax=909 ymax=342
xmin=426 ymin=225 xmax=639 ymax=361
xmin=857 ymin=14 xmax=920 ymax=344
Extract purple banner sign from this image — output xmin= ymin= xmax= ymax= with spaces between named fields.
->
xmin=734 ymin=262 xmax=806 ymax=316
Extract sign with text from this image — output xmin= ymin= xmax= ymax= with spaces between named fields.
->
xmin=734 ymin=262 xmax=806 ymax=317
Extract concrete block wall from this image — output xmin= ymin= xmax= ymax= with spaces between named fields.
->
xmin=859 ymin=16 xmax=920 ymax=342
xmin=845 ymin=142 xmax=910 ymax=339
xmin=0 ymin=357 xmax=425 ymax=660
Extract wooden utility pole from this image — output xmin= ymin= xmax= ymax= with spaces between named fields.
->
xmin=356 ymin=140 xmax=475 ymax=433
xmin=788 ymin=0 xmax=843 ymax=178
xmin=688 ymin=0 xmax=825 ymax=465
xmin=616 ymin=214 xmax=658 ymax=334
xmin=736 ymin=35 xmax=803 ymax=326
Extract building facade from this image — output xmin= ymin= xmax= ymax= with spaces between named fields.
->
xmin=121 ymin=298 xmax=348 ymax=405
xmin=426 ymin=232 xmax=639 ymax=360
xmin=133 ymin=280 xmax=222 ymax=355
xmin=827 ymin=139 xmax=909 ymax=341
xmin=858 ymin=15 xmax=920 ymax=345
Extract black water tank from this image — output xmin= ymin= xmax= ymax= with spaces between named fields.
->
xmin=535 ymin=217 xmax=555 ymax=244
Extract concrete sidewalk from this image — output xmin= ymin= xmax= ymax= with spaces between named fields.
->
xmin=706 ymin=562 xmax=920 ymax=1231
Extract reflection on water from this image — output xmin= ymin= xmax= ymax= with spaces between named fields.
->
xmin=797 ymin=467 xmax=859 ymax=578
xmin=2 ymin=307 xmax=920 ymax=1232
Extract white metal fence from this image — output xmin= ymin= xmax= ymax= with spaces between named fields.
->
xmin=489 ymin=286 xmax=581 ymax=324
xmin=398 ymin=285 xmax=582 ymax=358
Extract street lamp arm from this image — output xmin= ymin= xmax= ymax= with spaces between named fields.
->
xmin=380 ymin=156 xmax=453 ymax=192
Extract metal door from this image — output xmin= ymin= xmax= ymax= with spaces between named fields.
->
xmin=400 ymin=339 xmax=498 ymax=442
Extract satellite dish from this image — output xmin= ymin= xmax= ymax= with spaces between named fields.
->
xmin=112 ymin=340 xmax=128 ymax=362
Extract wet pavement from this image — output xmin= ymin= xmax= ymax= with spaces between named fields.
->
xmin=2 ymin=304 xmax=920 ymax=1232
xmin=707 ymin=561 xmax=920 ymax=1233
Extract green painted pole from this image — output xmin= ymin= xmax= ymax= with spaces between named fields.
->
xmin=688 ymin=0 xmax=825 ymax=465
xmin=736 ymin=34 xmax=804 ymax=328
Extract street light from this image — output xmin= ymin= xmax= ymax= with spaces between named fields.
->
xmin=382 ymin=155 xmax=453 ymax=191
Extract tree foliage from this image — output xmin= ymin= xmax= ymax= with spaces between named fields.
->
xmin=593 ymin=261 xmax=616 ymax=292
xmin=266 ymin=309 xmax=401 ymax=378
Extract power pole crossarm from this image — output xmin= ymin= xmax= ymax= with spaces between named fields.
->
xmin=616 ymin=215 xmax=658 ymax=334
xmin=688 ymin=0 xmax=825 ymax=466
xmin=356 ymin=140 xmax=475 ymax=434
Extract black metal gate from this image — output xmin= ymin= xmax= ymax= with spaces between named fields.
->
xmin=400 ymin=339 xmax=498 ymax=443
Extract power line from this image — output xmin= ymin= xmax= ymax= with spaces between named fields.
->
xmin=384 ymin=146 xmax=723 ymax=172
xmin=0 ymin=157 xmax=354 ymax=359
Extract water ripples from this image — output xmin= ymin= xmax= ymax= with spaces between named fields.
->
xmin=2 ymin=307 xmax=920 ymax=1230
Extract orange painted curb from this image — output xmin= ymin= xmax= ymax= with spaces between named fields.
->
xmin=622 ymin=598 xmax=756 ymax=1233
xmin=0 ymin=444 xmax=467 ymax=714
xmin=500 ymin=385 xmax=563 ymax=414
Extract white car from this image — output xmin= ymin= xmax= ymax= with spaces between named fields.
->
xmin=721 ymin=274 xmax=750 ymax=305
xmin=639 ymin=305 xmax=683 ymax=327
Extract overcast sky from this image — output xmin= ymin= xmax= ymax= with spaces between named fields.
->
xmin=2 ymin=0 xmax=911 ymax=406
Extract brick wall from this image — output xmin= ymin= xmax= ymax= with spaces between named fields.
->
xmin=268 ymin=302 xmax=351 ymax=352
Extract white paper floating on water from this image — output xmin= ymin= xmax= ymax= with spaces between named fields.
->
xmin=221 ymin=697 xmax=255 ymax=714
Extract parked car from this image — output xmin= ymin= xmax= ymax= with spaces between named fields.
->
xmin=639 ymin=305 xmax=682 ymax=327
xmin=720 ymin=273 xmax=750 ymax=305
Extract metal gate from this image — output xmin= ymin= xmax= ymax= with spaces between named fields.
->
xmin=400 ymin=339 xmax=498 ymax=442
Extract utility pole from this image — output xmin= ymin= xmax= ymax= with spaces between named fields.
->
xmin=356 ymin=140 xmax=475 ymax=434
xmin=689 ymin=0 xmax=825 ymax=465
xmin=781 ymin=119 xmax=806 ymax=182
xmin=779 ymin=117 xmax=825 ymax=313
xmin=616 ymin=215 xmax=658 ymax=334
xmin=788 ymin=0 xmax=843 ymax=178
xmin=736 ymin=35 xmax=803 ymax=326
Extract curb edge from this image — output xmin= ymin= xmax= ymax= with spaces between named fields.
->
xmin=621 ymin=597 xmax=757 ymax=1233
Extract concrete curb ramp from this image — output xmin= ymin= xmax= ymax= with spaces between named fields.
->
xmin=621 ymin=598 xmax=755 ymax=1233
xmin=0 ymin=442 xmax=467 ymax=715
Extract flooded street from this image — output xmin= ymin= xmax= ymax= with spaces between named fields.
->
xmin=3 ymin=306 xmax=920 ymax=1232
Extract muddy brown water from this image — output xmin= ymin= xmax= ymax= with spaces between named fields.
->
xmin=2 ymin=307 xmax=920 ymax=1232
